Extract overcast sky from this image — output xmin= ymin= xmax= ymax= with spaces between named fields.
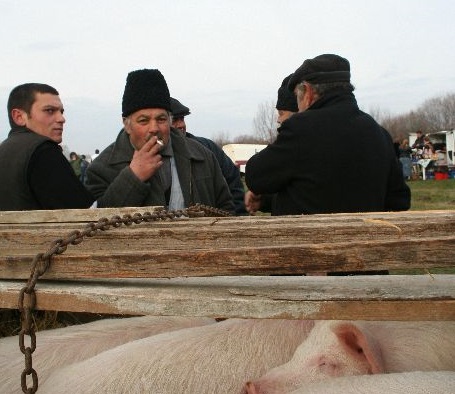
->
xmin=1 ymin=0 xmax=454 ymax=155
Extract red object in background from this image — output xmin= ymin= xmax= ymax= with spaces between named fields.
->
xmin=434 ymin=172 xmax=449 ymax=180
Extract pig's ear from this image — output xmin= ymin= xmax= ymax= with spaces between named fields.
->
xmin=333 ymin=323 xmax=385 ymax=374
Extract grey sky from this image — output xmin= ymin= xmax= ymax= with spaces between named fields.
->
xmin=1 ymin=0 xmax=454 ymax=155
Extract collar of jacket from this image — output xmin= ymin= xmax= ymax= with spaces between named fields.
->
xmin=308 ymin=90 xmax=357 ymax=111
xmin=8 ymin=126 xmax=39 ymax=137
xmin=107 ymin=127 xmax=206 ymax=166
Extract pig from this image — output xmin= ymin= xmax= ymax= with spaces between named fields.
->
xmin=288 ymin=371 xmax=455 ymax=394
xmin=245 ymin=320 xmax=455 ymax=394
xmin=40 ymin=318 xmax=316 ymax=394
xmin=0 ymin=315 xmax=216 ymax=394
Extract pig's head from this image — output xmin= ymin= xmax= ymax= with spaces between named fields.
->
xmin=244 ymin=320 xmax=385 ymax=394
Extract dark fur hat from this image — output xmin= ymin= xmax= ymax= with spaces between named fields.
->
xmin=170 ymin=97 xmax=191 ymax=117
xmin=288 ymin=54 xmax=350 ymax=91
xmin=122 ymin=69 xmax=170 ymax=117
xmin=276 ymin=74 xmax=298 ymax=112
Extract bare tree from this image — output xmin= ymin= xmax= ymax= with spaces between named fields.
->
xmin=253 ymin=100 xmax=278 ymax=144
xmin=211 ymin=131 xmax=231 ymax=147
xmin=233 ymin=134 xmax=266 ymax=144
xmin=418 ymin=93 xmax=455 ymax=131
xmin=378 ymin=92 xmax=455 ymax=140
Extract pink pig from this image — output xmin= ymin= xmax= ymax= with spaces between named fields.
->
xmin=245 ymin=320 xmax=455 ymax=394
xmin=289 ymin=371 xmax=455 ymax=394
xmin=40 ymin=318 xmax=315 ymax=394
xmin=0 ymin=315 xmax=215 ymax=394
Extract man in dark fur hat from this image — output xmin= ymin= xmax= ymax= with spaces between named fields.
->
xmin=86 ymin=69 xmax=234 ymax=212
xmin=245 ymin=54 xmax=410 ymax=216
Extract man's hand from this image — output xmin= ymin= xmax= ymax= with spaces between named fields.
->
xmin=244 ymin=190 xmax=262 ymax=214
xmin=129 ymin=136 xmax=163 ymax=181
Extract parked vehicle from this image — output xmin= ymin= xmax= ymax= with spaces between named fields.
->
xmin=222 ymin=143 xmax=267 ymax=174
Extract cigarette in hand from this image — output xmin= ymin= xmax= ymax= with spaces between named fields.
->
xmin=145 ymin=135 xmax=164 ymax=146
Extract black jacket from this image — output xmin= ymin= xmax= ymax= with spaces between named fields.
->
xmin=186 ymin=133 xmax=246 ymax=214
xmin=246 ymin=91 xmax=411 ymax=215
xmin=86 ymin=128 xmax=234 ymax=212
xmin=0 ymin=127 xmax=94 ymax=210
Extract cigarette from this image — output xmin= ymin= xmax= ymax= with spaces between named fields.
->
xmin=145 ymin=135 xmax=164 ymax=146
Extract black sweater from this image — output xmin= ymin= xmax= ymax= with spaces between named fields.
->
xmin=0 ymin=128 xmax=94 ymax=210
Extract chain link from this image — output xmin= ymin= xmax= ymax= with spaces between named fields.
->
xmin=17 ymin=204 xmax=230 ymax=393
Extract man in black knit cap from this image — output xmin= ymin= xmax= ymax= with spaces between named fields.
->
xmin=245 ymin=53 xmax=410 ymax=216
xmin=86 ymin=69 xmax=234 ymax=212
xmin=170 ymin=97 xmax=246 ymax=214
xmin=275 ymin=73 xmax=298 ymax=125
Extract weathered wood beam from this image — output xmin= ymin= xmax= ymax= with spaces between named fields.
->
xmin=1 ymin=210 xmax=454 ymax=279
xmin=1 ymin=236 xmax=454 ymax=280
xmin=1 ymin=275 xmax=454 ymax=321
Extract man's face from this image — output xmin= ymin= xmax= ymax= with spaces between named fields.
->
xmin=21 ymin=93 xmax=65 ymax=143
xmin=172 ymin=116 xmax=186 ymax=133
xmin=124 ymin=108 xmax=171 ymax=150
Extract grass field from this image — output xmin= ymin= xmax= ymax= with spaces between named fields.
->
xmin=393 ymin=178 xmax=455 ymax=275
xmin=408 ymin=178 xmax=455 ymax=210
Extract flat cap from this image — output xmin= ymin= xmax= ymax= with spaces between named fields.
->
xmin=170 ymin=97 xmax=191 ymax=117
xmin=288 ymin=54 xmax=351 ymax=91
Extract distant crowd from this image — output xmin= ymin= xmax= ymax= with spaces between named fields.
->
xmin=68 ymin=150 xmax=99 ymax=185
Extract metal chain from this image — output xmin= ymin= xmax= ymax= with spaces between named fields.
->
xmin=17 ymin=204 xmax=231 ymax=393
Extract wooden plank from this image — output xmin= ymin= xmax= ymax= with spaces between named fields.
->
xmin=2 ymin=214 xmax=455 ymax=251
xmin=1 ymin=236 xmax=454 ymax=280
xmin=1 ymin=211 xmax=454 ymax=257
xmin=0 ymin=206 xmax=165 ymax=224
xmin=1 ymin=275 xmax=454 ymax=320
xmin=1 ymin=209 xmax=454 ymax=279
xmin=0 ymin=208 xmax=454 ymax=224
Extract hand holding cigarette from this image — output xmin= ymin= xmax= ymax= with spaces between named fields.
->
xmin=130 ymin=135 xmax=164 ymax=181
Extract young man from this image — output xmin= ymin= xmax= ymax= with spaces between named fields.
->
xmin=170 ymin=97 xmax=246 ymax=214
xmin=0 ymin=83 xmax=94 ymax=210
xmin=245 ymin=54 xmax=410 ymax=216
xmin=86 ymin=69 xmax=234 ymax=213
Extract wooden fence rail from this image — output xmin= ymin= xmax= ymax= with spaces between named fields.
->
xmin=0 ymin=208 xmax=454 ymax=321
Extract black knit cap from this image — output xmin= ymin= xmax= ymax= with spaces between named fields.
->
xmin=170 ymin=97 xmax=191 ymax=117
xmin=288 ymin=54 xmax=351 ymax=91
xmin=122 ymin=69 xmax=171 ymax=117
xmin=276 ymin=74 xmax=298 ymax=112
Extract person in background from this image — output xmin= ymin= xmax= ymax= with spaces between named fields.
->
xmin=253 ymin=73 xmax=300 ymax=213
xmin=276 ymin=73 xmax=298 ymax=125
xmin=398 ymin=139 xmax=412 ymax=180
xmin=80 ymin=154 xmax=90 ymax=184
xmin=0 ymin=83 xmax=94 ymax=210
xmin=412 ymin=130 xmax=425 ymax=149
xmin=69 ymin=151 xmax=82 ymax=179
xmin=422 ymin=136 xmax=435 ymax=159
xmin=91 ymin=149 xmax=100 ymax=161
xmin=170 ymin=97 xmax=246 ymax=214
xmin=85 ymin=69 xmax=234 ymax=212
xmin=244 ymin=54 xmax=410 ymax=216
